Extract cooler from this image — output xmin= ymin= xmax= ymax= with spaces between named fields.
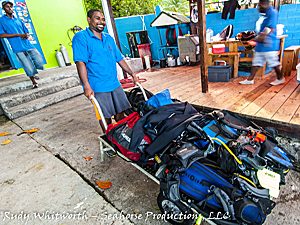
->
xmin=212 ymin=44 xmax=225 ymax=54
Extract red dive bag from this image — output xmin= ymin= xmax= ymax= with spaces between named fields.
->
xmin=106 ymin=112 xmax=151 ymax=161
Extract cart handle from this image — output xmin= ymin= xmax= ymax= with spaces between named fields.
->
xmin=90 ymin=95 xmax=108 ymax=131
xmin=136 ymin=82 xmax=148 ymax=101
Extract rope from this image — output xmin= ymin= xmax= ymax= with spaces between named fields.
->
xmin=211 ymin=137 xmax=243 ymax=165
xmin=234 ymin=173 xmax=257 ymax=188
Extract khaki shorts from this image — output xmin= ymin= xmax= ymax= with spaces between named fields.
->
xmin=94 ymin=86 xmax=131 ymax=118
xmin=252 ymin=51 xmax=280 ymax=68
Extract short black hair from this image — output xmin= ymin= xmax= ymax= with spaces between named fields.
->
xmin=259 ymin=0 xmax=270 ymax=3
xmin=87 ymin=9 xmax=102 ymax=18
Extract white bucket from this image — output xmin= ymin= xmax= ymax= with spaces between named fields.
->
xmin=176 ymin=57 xmax=182 ymax=66
xmin=167 ymin=57 xmax=176 ymax=67
xmin=297 ymin=63 xmax=300 ymax=83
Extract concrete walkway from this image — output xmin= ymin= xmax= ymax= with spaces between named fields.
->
xmin=0 ymin=95 xmax=162 ymax=225
xmin=0 ymin=118 xmax=133 ymax=225
xmin=0 ymin=82 xmax=300 ymax=225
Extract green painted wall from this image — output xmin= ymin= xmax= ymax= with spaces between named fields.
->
xmin=0 ymin=0 xmax=87 ymax=78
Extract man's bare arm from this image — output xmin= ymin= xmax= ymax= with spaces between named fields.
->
xmin=0 ymin=33 xmax=28 ymax=39
xmin=118 ymin=59 xmax=138 ymax=83
xmin=75 ymin=61 xmax=94 ymax=98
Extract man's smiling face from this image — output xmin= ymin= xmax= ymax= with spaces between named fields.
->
xmin=88 ymin=11 xmax=106 ymax=33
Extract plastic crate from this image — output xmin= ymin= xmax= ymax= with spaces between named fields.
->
xmin=208 ymin=66 xmax=232 ymax=82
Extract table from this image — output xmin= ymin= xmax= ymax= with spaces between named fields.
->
xmin=206 ymin=35 xmax=287 ymax=78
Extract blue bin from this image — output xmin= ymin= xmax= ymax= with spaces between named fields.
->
xmin=208 ymin=66 xmax=232 ymax=82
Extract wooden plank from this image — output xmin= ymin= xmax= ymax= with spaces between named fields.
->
xmin=142 ymin=67 xmax=198 ymax=92
xmin=140 ymin=65 xmax=300 ymax=129
xmin=190 ymin=81 xmax=238 ymax=106
xmin=197 ymin=0 xmax=208 ymax=93
xmin=150 ymin=68 xmax=199 ymax=91
xmin=140 ymin=66 xmax=300 ymax=130
xmin=209 ymin=52 xmax=240 ymax=56
xmin=290 ymin=105 xmax=300 ymax=125
xmin=272 ymin=85 xmax=300 ymax=122
xmin=169 ymin=76 xmax=201 ymax=97
xmin=191 ymin=74 xmax=269 ymax=107
xmin=278 ymin=35 xmax=286 ymax=64
xmin=186 ymin=81 xmax=228 ymax=104
xmin=239 ymin=73 xmax=296 ymax=115
xmin=219 ymin=75 xmax=273 ymax=111
xmin=255 ymin=76 xmax=299 ymax=119
xmin=233 ymin=54 xmax=239 ymax=78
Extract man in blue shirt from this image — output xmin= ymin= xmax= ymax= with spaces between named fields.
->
xmin=0 ymin=1 xmax=44 ymax=88
xmin=72 ymin=9 xmax=138 ymax=129
xmin=240 ymin=0 xmax=284 ymax=86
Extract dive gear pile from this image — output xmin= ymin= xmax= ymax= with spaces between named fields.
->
xmin=106 ymin=88 xmax=300 ymax=225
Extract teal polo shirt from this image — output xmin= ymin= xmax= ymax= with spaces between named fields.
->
xmin=0 ymin=15 xmax=34 ymax=53
xmin=72 ymin=28 xmax=124 ymax=92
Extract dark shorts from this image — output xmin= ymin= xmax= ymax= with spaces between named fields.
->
xmin=94 ymin=86 xmax=131 ymax=119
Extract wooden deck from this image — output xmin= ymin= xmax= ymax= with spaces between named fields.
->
xmin=137 ymin=66 xmax=300 ymax=138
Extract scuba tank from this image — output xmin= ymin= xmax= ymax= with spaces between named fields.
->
xmin=59 ymin=44 xmax=71 ymax=66
xmin=55 ymin=50 xmax=66 ymax=67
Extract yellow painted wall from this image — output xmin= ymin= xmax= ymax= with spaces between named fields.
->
xmin=0 ymin=0 xmax=87 ymax=78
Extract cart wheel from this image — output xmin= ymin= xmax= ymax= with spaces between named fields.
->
xmin=157 ymin=192 xmax=195 ymax=225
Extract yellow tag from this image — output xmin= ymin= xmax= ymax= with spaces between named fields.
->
xmin=195 ymin=214 xmax=203 ymax=225
xmin=154 ymin=155 xmax=162 ymax=164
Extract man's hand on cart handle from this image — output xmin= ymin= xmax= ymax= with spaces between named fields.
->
xmin=84 ymin=84 xmax=94 ymax=99
xmin=131 ymin=73 xmax=139 ymax=84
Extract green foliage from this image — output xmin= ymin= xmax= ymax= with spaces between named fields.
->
xmin=159 ymin=0 xmax=189 ymax=15
xmin=82 ymin=0 xmax=102 ymax=12
xmin=111 ymin=0 xmax=161 ymax=18
xmin=82 ymin=0 xmax=161 ymax=18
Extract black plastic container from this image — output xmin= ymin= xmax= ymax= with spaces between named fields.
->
xmin=160 ymin=58 xmax=167 ymax=68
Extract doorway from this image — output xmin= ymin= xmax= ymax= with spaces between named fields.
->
xmin=0 ymin=40 xmax=12 ymax=72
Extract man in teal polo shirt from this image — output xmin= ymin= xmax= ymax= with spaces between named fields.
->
xmin=239 ymin=0 xmax=284 ymax=86
xmin=0 ymin=1 xmax=44 ymax=88
xmin=72 ymin=9 xmax=138 ymax=129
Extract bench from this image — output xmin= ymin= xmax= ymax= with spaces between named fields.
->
xmin=208 ymin=52 xmax=241 ymax=78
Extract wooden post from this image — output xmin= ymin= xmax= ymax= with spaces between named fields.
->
xmin=101 ymin=0 xmax=126 ymax=78
xmin=106 ymin=0 xmax=121 ymax=49
xmin=197 ymin=0 xmax=208 ymax=93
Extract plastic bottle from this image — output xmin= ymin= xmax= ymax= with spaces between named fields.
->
xmin=55 ymin=50 xmax=66 ymax=67
xmin=59 ymin=44 xmax=71 ymax=66
xmin=206 ymin=29 xmax=213 ymax=42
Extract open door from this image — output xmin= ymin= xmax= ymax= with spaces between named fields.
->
xmin=0 ymin=38 xmax=21 ymax=69
xmin=0 ymin=0 xmax=46 ymax=73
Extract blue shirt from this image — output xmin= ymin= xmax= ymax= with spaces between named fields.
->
xmin=72 ymin=28 xmax=124 ymax=92
xmin=255 ymin=7 xmax=279 ymax=52
xmin=0 ymin=15 xmax=34 ymax=53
